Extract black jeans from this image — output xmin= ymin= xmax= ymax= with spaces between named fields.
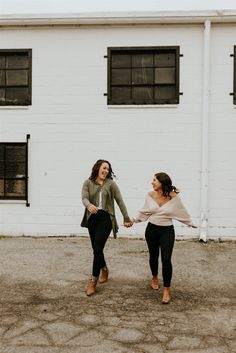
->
xmin=145 ymin=222 xmax=175 ymax=287
xmin=87 ymin=210 xmax=112 ymax=278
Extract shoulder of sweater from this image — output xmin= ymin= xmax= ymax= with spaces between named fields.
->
xmin=105 ymin=178 xmax=116 ymax=186
xmin=172 ymin=194 xmax=185 ymax=205
xmin=83 ymin=179 xmax=98 ymax=188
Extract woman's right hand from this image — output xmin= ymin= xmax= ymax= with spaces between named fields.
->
xmin=87 ymin=204 xmax=98 ymax=214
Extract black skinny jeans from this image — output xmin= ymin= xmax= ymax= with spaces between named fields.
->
xmin=145 ymin=222 xmax=175 ymax=287
xmin=87 ymin=210 xmax=112 ymax=279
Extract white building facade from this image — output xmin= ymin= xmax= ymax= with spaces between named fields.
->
xmin=0 ymin=10 xmax=236 ymax=240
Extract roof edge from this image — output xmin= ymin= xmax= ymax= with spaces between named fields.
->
xmin=1 ymin=10 xmax=236 ymax=26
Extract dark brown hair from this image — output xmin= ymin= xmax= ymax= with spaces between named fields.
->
xmin=89 ymin=159 xmax=115 ymax=181
xmin=155 ymin=172 xmax=179 ymax=197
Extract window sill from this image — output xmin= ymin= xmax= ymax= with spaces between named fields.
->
xmin=0 ymin=106 xmax=30 ymax=110
xmin=0 ymin=200 xmax=27 ymax=205
xmin=107 ymin=105 xmax=179 ymax=109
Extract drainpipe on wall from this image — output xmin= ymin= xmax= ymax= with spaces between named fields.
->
xmin=199 ymin=19 xmax=211 ymax=242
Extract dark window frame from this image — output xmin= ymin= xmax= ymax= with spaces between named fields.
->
xmin=233 ymin=46 xmax=236 ymax=104
xmin=107 ymin=46 xmax=180 ymax=105
xmin=0 ymin=135 xmax=30 ymax=206
xmin=0 ymin=49 xmax=32 ymax=106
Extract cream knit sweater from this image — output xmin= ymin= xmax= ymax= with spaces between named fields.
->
xmin=134 ymin=194 xmax=196 ymax=227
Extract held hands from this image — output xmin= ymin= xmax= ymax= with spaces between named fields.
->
xmin=123 ymin=220 xmax=134 ymax=228
xmin=124 ymin=218 xmax=136 ymax=228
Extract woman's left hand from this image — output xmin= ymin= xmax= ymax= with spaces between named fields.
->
xmin=124 ymin=221 xmax=133 ymax=228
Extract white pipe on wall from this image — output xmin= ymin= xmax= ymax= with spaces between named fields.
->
xmin=199 ymin=19 xmax=211 ymax=242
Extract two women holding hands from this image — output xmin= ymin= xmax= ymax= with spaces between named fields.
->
xmin=81 ymin=160 xmax=197 ymax=302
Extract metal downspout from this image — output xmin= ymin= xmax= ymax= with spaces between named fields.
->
xmin=199 ymin=20 xmax=211 ymax=242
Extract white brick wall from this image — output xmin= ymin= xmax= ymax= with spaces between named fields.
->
xmin=0 ymin=23 xmax=235 ymax=239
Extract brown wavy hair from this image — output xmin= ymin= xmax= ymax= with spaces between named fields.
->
xmin=155 ymin=172 xmax=179 ymax=198
xmin=89 ymin=159 xmax=115 ymax=181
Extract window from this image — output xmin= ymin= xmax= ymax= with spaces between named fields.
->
xmin=0 ymin=135 xmax=29 ymax=205
xmin=107 ymin=46 xmax=180 ymax=105
xmin=0 ymin=49 xmax=32 ymax=106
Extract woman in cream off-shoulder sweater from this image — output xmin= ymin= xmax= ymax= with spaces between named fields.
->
xmin=133 ymin=172 xmax=197 ymax=304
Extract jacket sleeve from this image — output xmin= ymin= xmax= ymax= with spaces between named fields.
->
xmin=133 ymin=195 xmax=151 ymax=223
xmin=112 ymin=182 xmax=131 ymax=222
xmin=81 ymin=180 xmax=91 ymax=208
xmin=173 ymin=196 xmax=196 ymax=227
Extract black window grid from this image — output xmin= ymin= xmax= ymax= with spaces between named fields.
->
xmin=0 ymin=134 xmax=30 ymax=206
xmin=107 ymin=46 xmax=180 ymax=105
xmin=0 ymin=49 xmax=32 ymax=106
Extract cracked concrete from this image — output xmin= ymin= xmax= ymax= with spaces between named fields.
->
xmin=0 ymin=236 xmax=235 ymax=353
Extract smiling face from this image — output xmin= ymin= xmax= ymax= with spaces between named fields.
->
xmin=97 ymin=162 xmax=110 ymax=182
xmin=151 ymin=175 xmax=162 ymax=192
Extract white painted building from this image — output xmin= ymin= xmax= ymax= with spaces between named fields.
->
xmin=0 ymin=10 xmax=236 ymax=240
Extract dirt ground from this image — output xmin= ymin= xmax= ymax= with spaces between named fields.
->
xmin=0 ymin=236 xmax=235 ymax=353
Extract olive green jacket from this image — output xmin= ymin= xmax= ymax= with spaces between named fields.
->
xmin=81 ymin=178 xmax=131 ymax=238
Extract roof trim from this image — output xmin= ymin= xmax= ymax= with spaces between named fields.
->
xmin=1 ymin=10 xmax=236 ymax=27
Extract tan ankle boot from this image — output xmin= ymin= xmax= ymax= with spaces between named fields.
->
xmin=86 ymin=279 xmax=97 ymax=296
xmin=99 ymin=267 xmax=109 ymax=284
xmin=162 ymin=287 xmax=171 ymax=304
xmin=151 ymin=276 xmax=159 ymax=290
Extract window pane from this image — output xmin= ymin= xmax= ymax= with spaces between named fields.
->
xmin=132 ymin=68 xmax=153 ymax=84
xmin=5 ymin=179 xmax=26 ymax=197
xmin=0 ymin=70 xmax=5 ymax=85
xmin=111 ymin=87 xmax=131 ymax=103
xmin=6 ymin=70 xmax=28 ymax=86
xmin=5 ymin=145 xmax=26 ymax=177
xmin=154 ymin=53 xmax=175 ymax=67
xmin=132 ymin=86 xmax=153 ymax=102
xmin=154 ymin=86 xmax=176 ymax=100
xmin=6 ymin=162 xmax=26 ymax=178
xmin=155 ymin=68 xmax=175 ymax=84
xmin=0 ymin=179 xmax=4 ymax=196
xmin=111 ymin=68 xmax=131 ymax=85
xmin=6 ymin=87 xmax=30 ymax=104
xmin=6 ymin=145 xmax=26 ymax=161
xmin=0 ymin=144 xmax=4 ymax=159
xmin=132 ymin=54 xmax=153 ymax=67
xmin=0 ymin=165 xmax=4 ymax=178
xmin=0 ymin=154 xmax=4 ymax=178
xmin=6 ymin=55 xmax=28 ymax=69
xmin=111 ymin=54 xmax=131 ymax=68
xmin=0 ymin=56 xmax=5 ymax=69
xmin=0 ymin=88 xmax=5 ymax=101
xmin=0 ymin=145 xmax=4 ymax=178
xmin=0 ymin=168 xmax=4 ymax=179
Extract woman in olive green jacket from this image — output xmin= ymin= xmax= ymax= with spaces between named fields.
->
xmin=81 ymin=159 xmax=132 ymax=296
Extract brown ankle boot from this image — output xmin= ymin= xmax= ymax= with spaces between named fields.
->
xmin=86 ymin=279 xmax=97 ymax=296
xmin=162 ymin=287 xmax=171 ymax=304
xmin=151 ymin=276 xmax=159 ymax=290
xmin=99 ymin=267 xmax=109 ymax=284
